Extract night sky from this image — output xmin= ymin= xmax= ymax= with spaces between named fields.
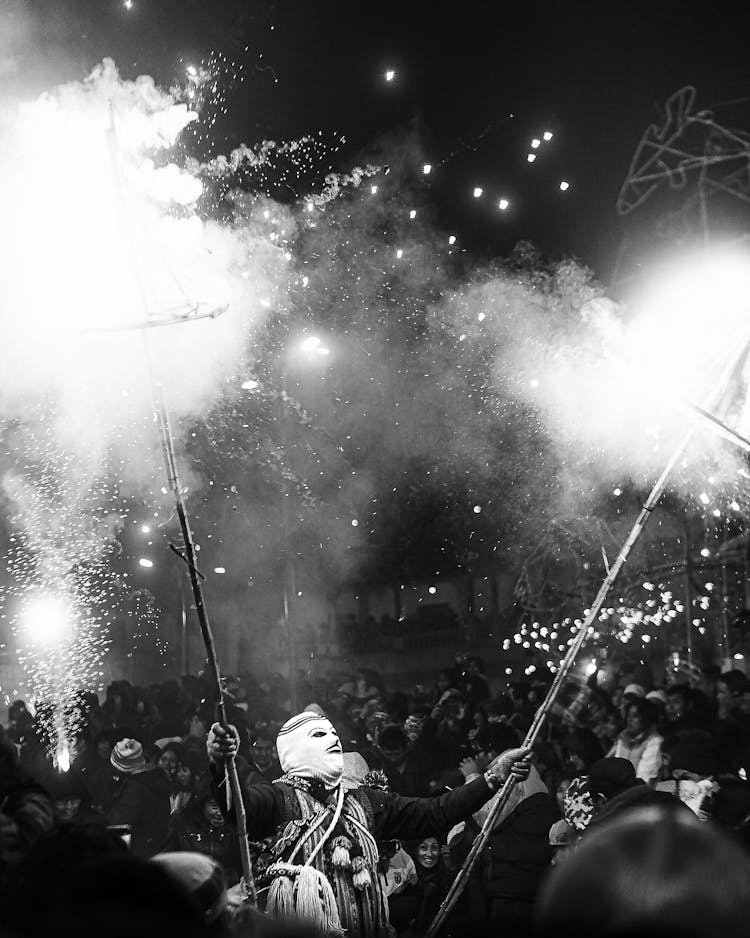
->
xmin=8 ymin=0 xmax=750 ymax=280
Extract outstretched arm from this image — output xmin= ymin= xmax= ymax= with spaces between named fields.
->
xmin=368 ymin=747 xmax=531 ymax=841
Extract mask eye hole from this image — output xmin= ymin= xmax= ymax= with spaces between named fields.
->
xmin=311 ymin=730 xmax=327 ymax=738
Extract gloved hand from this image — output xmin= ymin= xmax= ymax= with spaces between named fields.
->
xmin=207 ymin=722 xmax=240 ymax=765
xmin=485 ymin=747 xmax=532 ymax=788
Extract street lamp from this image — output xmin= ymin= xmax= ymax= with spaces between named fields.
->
xmin=242 ymin=334 xmax=333 ymax=711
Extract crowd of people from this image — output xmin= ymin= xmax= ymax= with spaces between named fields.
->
xmin=0 ymin=652 xmax=750 ymax=936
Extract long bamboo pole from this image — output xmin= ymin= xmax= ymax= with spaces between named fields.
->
xmin=425 ymin=335 xmax=750 ymax=938
xmin=155 ymin=395 xmax=257 ymax=904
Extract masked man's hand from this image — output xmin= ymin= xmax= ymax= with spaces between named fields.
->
xmin=484 ymin=747 xmax=532 ymax=788
xmin=207 ymin=722 xmax=240 ymax=765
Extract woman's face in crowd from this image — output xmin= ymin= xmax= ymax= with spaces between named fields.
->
xmin=96 ymin=738 xmax=112 ymax=760
xmin=157 ymin=750 xmax=179 ymax=778
xmin=203 ymin=798 xmax=225 ymax=828
xmin=176 ymin=764 xmax=194 ymax=789
xmin=665 ymin=694 xmax=686 ymax=722
xmin=626 ymin=705 xmax=644 ymax=737
xmin=417 ymin=837 xmax=440 ymax=869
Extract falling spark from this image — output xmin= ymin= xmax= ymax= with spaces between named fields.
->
xmin=527 ymin=154 xmax=536 ymax=163
xmin=543 ymin=130 xmax=553 ymax=140
xmin=473 ymin=187 xmax=483 ymax=198
xmin=531 ymin=138 xmax=541 ymax=149
xmin=423 ymin=163 xmax=432 ymax=175
xmin=385 ymin=69 xmax=396 ymax=81
xmin=559 ymin=181 xmax=570 ymax=191
xmin=498 ymin=198 xmax=510 ymax=211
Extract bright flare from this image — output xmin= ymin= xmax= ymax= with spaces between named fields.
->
xmin=20 ymin=595 xmax=72 ymax=647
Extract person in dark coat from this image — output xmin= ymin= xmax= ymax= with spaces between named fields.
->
xmin=449 ymin=762 xmax=559 ymax=938
xmin=107 ymin=738 xmax=171 ymax=858
xmin=208 ymin=710 xmax=531 ymax=938
xmin=71 ymin=728 xmax=114 ymax=786
xmin=0 ymin=733 xmax=54 ymax=889
xmin=166 ymin=785 xmax=242 ymax=884
xmin=43 ymin=768 xmax=106 ymax=826
xmin=375 ymin=724 xmax=434 ymax=797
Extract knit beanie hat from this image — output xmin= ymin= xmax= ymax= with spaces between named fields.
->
xmin=152 ymin=852 xmax=227 ymax=922
xmin=111 ymin=738 xmax=147 ymax=774
xmin=589 ymin=757 xmax=639 ymax=800
xmin=276 ymin=711 xmax=344 ymax=789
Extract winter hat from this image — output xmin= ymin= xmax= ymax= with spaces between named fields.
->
xmin=341 ymin=751 xmax=369 ymax=791
xmin=111 ymin=738 xmax=148 ymax=774
xmin=275 ymin=711 xmax=343 ymax=789
xmin=669 ymin=731 xmax=720 ymax=778
xmin=623 ymin=683 xmax=646 ymax=699
xmin=152 ymin=852 xmax=227 ymax=922
xmin=589 ymin=757 xmax=639 ymax=800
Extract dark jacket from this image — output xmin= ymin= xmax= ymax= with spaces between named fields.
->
xmin=451 ymin=780 xmax=558 ymax=938
xmin=167 ymin=792 xmax=242 ymax=883
xmin=108 ymin=768 xmax=171 ymax=857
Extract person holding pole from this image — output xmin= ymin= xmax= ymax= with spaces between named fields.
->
xmin=208 ymin=711 xmax=530 ymax=937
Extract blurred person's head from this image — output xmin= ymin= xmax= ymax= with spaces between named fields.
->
xmin=50 ymin=854 xmax=211 ymax=938
xmin=252 ymin=734 xmax=276 ymax=770
xmin=665 ymin=685 xmax=690 ymax=722
xmin=378 ymin=725 xmax=409 ymax=766
xmin=156 ymin=744 xmax=182 ymax=780
xmin=2 ymin=823 xmax=127 ymax=937
xmin=536 ymin=805 xmax=750 ymax=938
xmin=624 ymin=698 xmax=656 ymax=739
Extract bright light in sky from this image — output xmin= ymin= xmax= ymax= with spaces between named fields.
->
xmin=385 ymin=69 xmax=396 ymax=81
xmin=423 ymin=163 xmax=432 ymax=175
xmin=559 ymin=180 xmax=570 ymax=191
xmin=123 ymin=0 xmax=133 ymax=9
xmin=139 ymin=558 xmax=153 ymax=568
xmin=20 ymin=595 xmax=72 ymax=646
xmin=428 ymin=586 xmax=437 ymax=595
xmin=543 ymin=131 xmax=553 ymax=140
xmin=527 ymin=153 xmax=536 ymax=163
xmin=473 ymin=505 xmax=482 ymax=514
xmin=498 ymin=198 xmax=510 ymax=211
xmin=409 ymin=209 xmax=417 ymax=219
xmin=473 ymin=187 xmax=483 ymax=198
xmin=531 ymin=138 xmax=541 ymax=148
xmin=448 ymin=235 xmax=456 ymax=245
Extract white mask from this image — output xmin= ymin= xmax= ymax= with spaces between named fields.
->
xmin=276 ymin=712 xmax=343 ymax=789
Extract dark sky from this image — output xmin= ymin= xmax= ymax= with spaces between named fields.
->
xmin=11 ymin=0 xmax=750 ymax=279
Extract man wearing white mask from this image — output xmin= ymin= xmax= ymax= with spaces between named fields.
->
xmin=209 ymin=710 xmax=530 ymax=938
